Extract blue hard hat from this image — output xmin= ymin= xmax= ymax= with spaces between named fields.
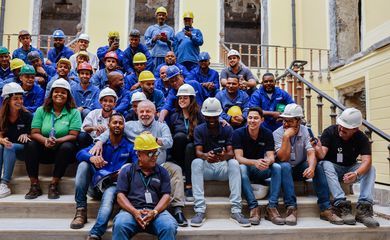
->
xmin=166 ymin=65 xmax=182 ymax=79
xmin=52 ymin=29 xmax=65 ymax=39
xmin=199 ymin=52 xmax=210 ymax=61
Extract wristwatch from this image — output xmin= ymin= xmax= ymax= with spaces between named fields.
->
xmin=354 ymin=171 xmax=359 ymax=178
xmin=152 ymin=209 xmax=159 ymax=216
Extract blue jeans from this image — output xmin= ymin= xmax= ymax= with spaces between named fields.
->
xmin=74 ymin=161 xmax=95 ymax=209
xmin=90 ymin=186 xmax=117 ymax=237
xmin=280 ymin=161 xmax=331 ymax=211
xmin=113 ymin=209 xmax=178 ymax=240
xmin=320 ymin=160 xmax=375 ymax=204
xmin=240 ymin=163 xmax=282 ymax=209
xmin=0 ymin=143 xmax=25 ymax=183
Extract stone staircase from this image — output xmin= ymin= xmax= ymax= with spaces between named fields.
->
xmin=1 ymin=161 xmax=390 ymax=240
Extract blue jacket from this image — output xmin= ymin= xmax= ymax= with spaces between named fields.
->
xmin=215 ymin=89 xmax=250 ymax=123
xmin=249 ymin=86 xmax=294 ymax=131
xmin=191 ymin=66 xmax=220 ymax=97
xmin=71 ymin=83 xmax=101 ymax=110
xmin=154 ymin=63 xmax=193 ymax=81
xmin=23 ymin=84 xmax=44 ymax=113
xmin=173 ymin=27 xmax=203 ymax=64
xmin=47 ymin=46 xmax=74 ymax=65
xmin=12 ymin=46 xmax=44 ymax=64
xmin=122 ymin=44 xmax=154 ymax=74
xmin=155 ymin=78 xmax=170 ymax=98
xmin=124 ymin=73 xmax=139 ymax=91
xmin=144 ymin=24 xmax=175 ymax=58
xmin=114 ymin=88 xmax=131 ymax=115
xmin=129 ymin=88 xmax=165 ymax=112
xmin=96 ymin=46 xmax=124 ymax=70
xmin=0 ymin=67 xmax=13 ymax=80
xmin=91 ymin=69 xmax=123 ymax=90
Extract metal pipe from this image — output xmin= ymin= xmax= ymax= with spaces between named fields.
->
xmin=291 ymin=0 xmax=297 ymax=60
xmin=0 ymin=0 xmax=6 ymax=44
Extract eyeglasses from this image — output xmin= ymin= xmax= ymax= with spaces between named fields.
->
xmin=146 ymin=150 xmax=160 ymax=158
xmin=282 ymin=118 xmax=298 ymax=124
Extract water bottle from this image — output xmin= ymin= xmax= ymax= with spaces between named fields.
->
xmin=49 ymin=127 xmax=56 ymax=139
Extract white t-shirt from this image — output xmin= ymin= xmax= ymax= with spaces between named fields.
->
xmin=82 ymin=109 xmax=110 ymax=139
xmin=70 ymin=51 xmax=99 ymax=70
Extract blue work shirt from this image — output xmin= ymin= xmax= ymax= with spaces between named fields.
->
xmin=122 ymin=44 xmax=154 ymax=74
xmin=71 ymin=83 xmax=100 ymax=110
xmin=91 ymin=69 xmax=122 ymax=90
xmin=124 ymin=73 xmax=139 ymax=91
xmin=215 ymin=89 xmax=249 ymax=123
xmin=0 ymin=67 xmax=13 ymax=80
xmin=12 ymin=46 xmax=44 ymax=64
xmin=191 ymin=66 xmax=220 ymax=97
xmin=47 ymin=46 xmax=74 ymax=65
xmin=194 ymin=122 xmax=234 ymax=153
xmin=249 ymin=86 xmax=294 ymax=132
xmin=96 ymin=46 xmax=124 ymax=70
xmin=154 ymin=63 xmax=193 ymax=81
xmin=129 ymin=88 xmax=165 ymax=112
xmin=145 ymin=24 xmax=175 ymax=58
xmin=114 ymin=88 xmax=131 ymax=115
xmin=155 ymin=78 xmax=170 ymax=98
xmin=173 ymin=27 xmax=203 ymax=64
xmin=23 ymin=84 xmax=44 ymax=113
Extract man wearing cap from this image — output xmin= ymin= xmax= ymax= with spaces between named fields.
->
xmin=45 ymin=58 xmax=79 ymax=98
xmin=249 ymin=72 xmax=294 ymax=132
xmin=145 ymin=6 xmax=175 ymax=71
xmin=312 ymin=108 xmax=379 ymax=228
xmin=0 ymin=47 xmax=13 ymax=80
xmin=97 ymin=32 xmax=124 ymax=70
xmin=125 ymin=92 xmax=147 ymax=121
xmin=91 ymin=51 xmax=121 ymax=90
xmin=12 ymin=30 xmax=44 ymax=64
xmin=220 ymin=49 xmax=257 ymax=96
xmin=155 ymin=65 xmax=170 ymax=98
xmin=69 ymin=34 xmax=99 ymax=71
xmin=123 ymin=29 xmax=154 ymax=75
xmin=19 ymin=65 xmax=44 ymax=113
xmin=190 ymin=52 xmax=220 ymax=97
xmin=47 ymin=30 xmax=74 ymax=66
xmin=273 ymin=103 xmax=343 ymax=226
xmin=215 ymin=77 xmax=249 ymax=129
xmin=0 ymin=58 xmax=25 ymax=94
xmin=124 ymin=53 xmax=148 ymax=91
xmin=154 ymin=51 xmax=193 ymax=81
xmin=27 ymin=51 xmax=56 ymax=88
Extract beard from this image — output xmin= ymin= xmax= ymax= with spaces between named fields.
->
xmin=264 ymin=85 xmax=275 ymax=93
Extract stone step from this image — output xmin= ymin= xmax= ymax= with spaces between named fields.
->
xmin=0 ymin=217 xmax=389 ymax=240
xmin=12 ymin=161 xmax=77 ymax=178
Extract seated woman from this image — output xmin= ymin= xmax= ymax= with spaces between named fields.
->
xmin=24 ymin=78 xmax=82 ymax=200
xmin=0 ymin=83 xmax=32 ymax=198
xmin=169 ymin=84 xmax=204 ymax=202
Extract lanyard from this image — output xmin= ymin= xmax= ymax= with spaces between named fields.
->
xmin=290 ymin=136 xmax=297 ymax=149
xmin=51 ymin=113 xmax=56 ymax=128
xmin=184 ymin=118 xmax=189 ymax=132
xmin=138 ymin=171 xmax=152 ymax=191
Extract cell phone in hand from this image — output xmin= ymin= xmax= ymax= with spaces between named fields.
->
xmin=307 ymin=128 xmax=318 ymax=144
xmin=213 ymin=147 xmax=223 ymax=154
xmin=160 ymin=32 xmax=166 ymax=38
xmin=184 ymin=25 xmax=191 ymax=31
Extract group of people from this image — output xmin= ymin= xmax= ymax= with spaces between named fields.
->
xmin=0 ymin=5 xmax=380 ymax=240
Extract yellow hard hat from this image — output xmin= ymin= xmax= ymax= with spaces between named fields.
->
xmin=56 ymin=58 xmax=72 ymax=69
xmin=10 ymin=58 xmax=25 ymax=71
xmin=227 ymin=106 xmax=242 ymax=117
xmin=133 ymin=52 xmax=147 ymax=64
xmin=134 ymin=132 xmax=161 ymax=151
xmin=183 ymin=11 xmax=194 ymax=19
xmin=155 ymin=6 xmax=167 ymax=15
xmin=138 ymin=70 xmax=155 ymax=82
xmin=108 ymin=31 xmax=120 ymax=38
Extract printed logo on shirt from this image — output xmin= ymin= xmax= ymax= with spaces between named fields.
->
xmin=152 ymin=178 xmax=161 ymax=184
xmin=257 ymin=142 xmax=265 ymax=146
xmin=61 ymin=121 xmax=70 ymax=126
xmin=218 ymin=140 xmax=226 ymax=144
xmin=276 ymin=97 xmax=283 ymax=101
xmin=17 ymin=124 xmax=25 ymax=130
xmin=120 ymin=153 xmax=129 ymax=157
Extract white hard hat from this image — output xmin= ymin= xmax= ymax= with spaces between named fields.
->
xmin=336 ymin=107 xmax=362 ymax=129
xmin=227 ymin=49 xmax=240 ymax=58
xmin=99 ymin=87 xmax=118 ymax=101
xmin=51 ymin=78 xmax=71 ymax=91
xmin=280 ymin=103 xmax=304 ymax=118
xmin=251 ymin=184 xmax=269 ymax=200
xmin=1 ymin=82 xmax=24 ymax=99
xmin=176 ymin=84 xmax=196 ymax=96
xmin=78 ymin=33 xmax=90 ymax=42
xmin=131 ymin=91 xmax=147 ymax=103
xmin=201 ymin=97 xmax=223 ymax=117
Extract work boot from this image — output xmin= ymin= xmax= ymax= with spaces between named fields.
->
xmin=285 ymin=206 xmax=298 ymax=226
xmin=48 ymin=183 xmax=60 ymax=199
xmin=25 ymin=184 xmax=42 ymax=200
xmin=265 ymin=206 xmax=285 ymax=225
xmin=320 ymin=208 xmax=344 ymax=225
xmin=248 ymin=207 xmax=261 ymax=225
xmin=70 ymin=207 xmax=88 ymax=229
xmin=355 ymin=202 xmax=380 ymax=228
xmin=334 ymin=200 xmax=356 ymax=225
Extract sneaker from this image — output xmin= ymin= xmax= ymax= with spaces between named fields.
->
xmin=0 ymin=183 xmax=11 ymax=198
xmin=190 ymin=212 xmax=206 ymax=227
xmin=25 ymin=184 xmax=42 ymax=199
xmin=185 ymin=188 xmax=195 ymax=202
xmin=230 ymin=212 xmax=251 ymax=227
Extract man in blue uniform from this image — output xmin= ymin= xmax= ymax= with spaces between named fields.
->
xmin=12 ymin=30 xmax=44 ymax=64
xmin=191 ymin=52 xmax=219 ymax=97
xmin=155 ymin=65 xmax=170 ymax=98
xmin=97 ymin=31 xmax=125 ymax=71
xmin=47 ymin=30 xmax=74 ymax=66
xmin=19 ymin=65 xmax=44 ymax=113
xmin=27 ymin=51 xmax=56 ymax=89
xmin=0 ymin=47 xmax=13 ymax=80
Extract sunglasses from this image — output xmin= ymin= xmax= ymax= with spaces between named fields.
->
xmin=146 ymin=150 xmax=160 ymax=158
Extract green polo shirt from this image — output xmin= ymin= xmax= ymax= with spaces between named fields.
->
xmin=31 ymin=106 xmax=82 ymax=138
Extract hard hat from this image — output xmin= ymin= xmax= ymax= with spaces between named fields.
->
xmin=51 ymin=78 xmax=71 ymax=91
xmin=27 ymin=51 xmax=40 ymax=62
xmin=183 ymin=11 xmax=194 ymax=19
xmin=201 ymin=97 xmax=223 ymax=117
xmin=199 ymin=52 xmax=210 ymax=61
xmin=227 ymin=106 xmax=242 ymax=117
xmin=78 ymin=33 xmax=90 ymax=42
xmin=166 ymin=65 xmax=181 ymax=79
xmin=138 ymin=70 xmax=155 ymax=82
xmin=177 ymin=84 xmax=195 ymax=96
xmin=336 ymin=107 xmax=363 ymax=129
xmin=99 ymin=87 xmax=118 ymax=101
xmin=52 ymin=29 xmax=65 ymax=39
xmin=56 ymin=58 xmax=71 ymax=68
xmin=18 ymin=30 xmax=30 ymax=37
xmin=10 ymin=58 xmax=25 ymax=71
xmin=251 ymin=184 xmax=269 ymax=200
xmin=155 ymin=6 xmax=167 ymax=15
xmin=129 ymin=29 xmax=141 ymax=37
xmin=131 ymin=91 xmax=147 ymax=103
xmin=134 ymin=132 xmax=161 ymax=151
xmin=133 ymin=52 xmax=147 ymax=64
xmin=0 ymin=46 xmax=10 ymax=55
xmin=104 ymin=51 xmax=118 ymax=61
xmin=108 ymin=31 xmax=120 ymax=38
xmin=1 ymin=82 xmax=24 ymax=99
xmin=227 ymin=49 xmax=240 ymax=58
xmin=280 ymin=103 xmax=304 ymax=118
xmin=77 ymin=51 xmax=90 ymax=60
xmin=77 ymin=62 xmax=93 ymax=73
xmin=20 ymin=64 xmax=36 ymax=75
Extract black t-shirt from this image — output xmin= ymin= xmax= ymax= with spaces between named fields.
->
xmin=3 ymin=110 xmax=33 ymax=143
xmin=194 ymin=123 xmax=233 ymax=153
xmin=232 ymin=125 xmax=274 ymax=159
xmin=169 ymin=111 xmax=204 ymax=135
xmin=320 ymin=125 xmax=371 ymax=166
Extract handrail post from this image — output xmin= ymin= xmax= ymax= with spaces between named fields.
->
xmin=281 ymin=76 xmax=286 ymax=91
xmin=299 ymin=66 xmax=305 ymax=107
xmin=275 ymin=47 xmax=279 ymax=77
xmin=293 ymin=64 xmax=300 ymax=103
xmin=248 ymin=45 xmax=251 ymax=68
xmin=309 ymin=49 xmax=314 ymax=80
xmin=330 ymin=104 xmax=337 ymax=125
xmin=47 ymin=36 xmax=51 ymax=52
xmin=287 ymin=73 xmax=293 ymax=96
xmin=327 ymin=50 xmax=331 ymax=81
xmin=305 ymin=86 xmax=312 ymax=127
xmin=318 ymin=50 xmax=323 ymax=80
xmin=257 ymin=45 xmax=261 ymax=79
xmin=317 ymin=95 xmax=323 ymax=135
xmin=7 ymin=35 xmax=10 ymax=49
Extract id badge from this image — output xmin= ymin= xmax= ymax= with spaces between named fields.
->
xmin=337 ymin=153 xmax=343 ymax=163
xmin=290 ymin=152 xmax=296 ymax=161
xmin=145 ymin=191 xmax=153 ymax=204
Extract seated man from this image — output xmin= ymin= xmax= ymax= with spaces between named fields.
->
xmin=69 ymin=34 xmax=99 ymax=71
xmin=97 ymin=31 xmax=124 ymax=70
xmin=107 ymin=72 xmax=131 ymax=116
xmin=190 ymin=52 xmax=219 ymax=97
xmin=233 ymin=107 xmax=283 ymax=225
xmin=27 ymin=51 xmax=56 ymax=89
xmin=47 ymin=30 xmax=74 ymax=66
xmin=71 ymin=113 xmax=137 ymax=240
xmin=155 ymin=65 xmax=170 ymax=98
xmin=91 ymin=51 xmax=120 ymax=90
xmin=154 ymin=51 xmax=193 ymax=81
xmin=124 ymin=53 xmax=147 ymax=91
xmin=112 ymin=132 xmax=177 ymax=239
xmin=0 ymin=47 xmax=13 ymax=80
xmin=19 ymin=65 xmax=44 ymax=113
xmin=45 ymin=58 xmax=79 ymax=98
xmin=312 ymin=108 xmax=379 ymax=228
xmin=190 ymin=97 xmax=250 ymax=227
xmin=273 ymin=103 xmax=342 ymax=225
xmin=12 ymin=30 xmax=44 ymax=64
xmin=125 ymin=92 xmax=147 ymax=121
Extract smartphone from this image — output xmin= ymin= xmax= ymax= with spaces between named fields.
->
xmin=307 ymin=128 xmax=318 ymax=144
xmin=184 ymin=25 xmax=191 ymax=31
xmin=160 ymin=32 xmax=166 ymax=38
xmin=213 ymin=147 xmax=223 ymax=154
